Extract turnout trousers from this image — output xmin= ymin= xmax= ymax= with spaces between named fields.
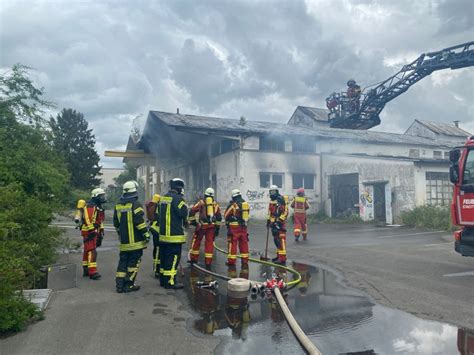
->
xmin=293 ymin=214 xmax=308 ymax=240
xmin=82 ymin=233 xmax=98 ymax=276
xmin=115 ymin=249 xmax=143 ymax=292
xmin=227 ymin=225 xmax=249 ymax=265
xmin=272 ymin=226 xmax=287 ymax=262
xmin=190 ymin=226 xmax=216 ymax=265
xmin=159 ymin=242 xmax=182 ymax=287
xmin=151 ymin=230 xmax=160 ymax=275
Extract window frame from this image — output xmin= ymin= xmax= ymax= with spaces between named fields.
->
xmin=425 ymin=171 xmax=451 ymax=206
xmin=259 ymin=172 xmax=284 ymax=189
xmin=292 ymin=173 xmax=315 ymax=189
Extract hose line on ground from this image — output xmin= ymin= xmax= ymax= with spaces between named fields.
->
xmin=190 ymin=242 xmax=322 ymax=354
xmin=212 ymin=241 xmax=302 ymax=287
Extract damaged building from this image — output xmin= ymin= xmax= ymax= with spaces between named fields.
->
xmin=122 ymin=106 xmax=471 ymax=223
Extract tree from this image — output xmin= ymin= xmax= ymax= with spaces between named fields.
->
xmin=0 ymin=65 xmax=68 ymax=333
xmin=50 ymin=108 xmax=102 ymax=190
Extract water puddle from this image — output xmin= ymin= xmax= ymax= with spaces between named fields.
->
xmin=182 ymin=254 xmax=473 ymax=354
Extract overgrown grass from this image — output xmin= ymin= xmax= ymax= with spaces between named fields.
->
xmin=400 ymin=205 xmax=454 ymax=230
xmin=307 ymin=210 xmax=366 ymax=224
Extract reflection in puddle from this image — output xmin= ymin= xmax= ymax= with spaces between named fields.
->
xmin=183 ymin=255 xmax=472 ymax=354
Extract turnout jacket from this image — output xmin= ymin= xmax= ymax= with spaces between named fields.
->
xmin=188 ymin=198 xmax=222 ymax=226
xmin=113 ymin=195 xmax=149 ymax=251
xmin=267 ymin=195 xmax=288 ymax=223
xmin=158 ymin=190 xmax=188 ymax=243
xmin=80 ymin=200 xmax=105 ymax=236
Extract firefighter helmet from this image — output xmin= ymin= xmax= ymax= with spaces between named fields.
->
xmin=231 ymin=189 xmax=241 ymax=197
xmin=91 ymin=188 xmax=105 ymax=198
xmin=152 ymin=194 xmax=161 ymax=203
xmin=170 ymin=178 xmax=185 ymax=194
xmin=123 ymin=180 xmax=138 ymax=193
xmin=347 ymin=79 xmax=356 ymax=87
xmin=296 ymin=188 xmax=305 ymax=196
xmin=204 ymin=187 xmax=214 ymax=197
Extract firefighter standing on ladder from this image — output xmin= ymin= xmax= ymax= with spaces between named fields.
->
xmin=290 ymin=188 xmax=310 ymax=241
xmin=158 ymin=178 xmax=188 ymax=290
xmin=77 ymin=188 xmax=106 ymax=280
xmin=267 ymin=185 xmax=288 ymax=265
xmin=113 ymin=181 xmax=150 ymax=293
xmin=188 ymin=187 xmax=222 ymax=269
xmin=224 ymin=189 xmax=250 ymax=266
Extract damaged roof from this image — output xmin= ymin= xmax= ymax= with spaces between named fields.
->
xmin=148 ymin=111 xmax=452 ymax=148
xmin=290 ymin=106 xmax=330 ymax=122
xmin=411 ymin=119 xmax=471 ymax=137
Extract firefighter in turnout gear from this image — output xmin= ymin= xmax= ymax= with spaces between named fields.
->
xmin=188 ymin=187 xmax=222 ymax=268
xmin=224 ymin=189 xmax=250 ymax=266
xmin=80 ymin=188 xmax=106 ymax=280
xmin=158 ymin=178 xmax=188 ymax=289
xmin=113 ymin=181 xmax=150 ymax=293
xmin=290 ymin=188 xmax=310 ymax=241
xmin=267 ymin=185 xmax=288 ymax=265
xmin=146 ymin=194 xmax=161 ymax=278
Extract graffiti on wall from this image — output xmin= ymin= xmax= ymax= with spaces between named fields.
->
xmin=359 ymin=187 xmax=374 ymax=221
xmin=246 ymin=190 xmax=265 ymax=201
xmin=249 ymin=202 xmax=266 ymax=211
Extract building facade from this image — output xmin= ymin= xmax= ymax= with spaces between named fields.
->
xmin=132 ymin=109 xmax=470 ymax=223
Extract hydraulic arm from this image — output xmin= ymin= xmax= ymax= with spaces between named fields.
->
xmin=327 ymin=41 xmax=474 ymax=129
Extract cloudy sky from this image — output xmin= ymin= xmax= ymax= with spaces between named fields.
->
xmin=1 ymin=0 xmax=473 ymax=167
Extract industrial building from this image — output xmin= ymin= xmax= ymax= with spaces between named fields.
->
xmin=117 ymin=106 xmax=471 ymax=223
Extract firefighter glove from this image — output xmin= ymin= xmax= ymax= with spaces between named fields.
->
xmin=96 ymin=235 xmax=103 ymax=247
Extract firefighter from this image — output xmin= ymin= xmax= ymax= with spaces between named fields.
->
xmin=266 ymin=185 xmax=288 ymax=265
xmin=290 ymin=188 xmax=310 ymax=241
xmin=146 ymin=194 xmax=161 ymax=278
xmin=80 ymin=188 xmax=106 ymax=280
xmin=188 ymin=187 xmax=222 ymax=268
xmin=158 ymin=178 xmax=188 ymax=290
xmin=224 ymin=189 xmax=250 ymax=266
xmin=346 ymin=79 xmax=361 ymax=112
xmin=113 ymin=181 xmax=150 ymax=293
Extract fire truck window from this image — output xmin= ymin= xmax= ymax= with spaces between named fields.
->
xmin=463 ymin=150 xmax=474 ymax=184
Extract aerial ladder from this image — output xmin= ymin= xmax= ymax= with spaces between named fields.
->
xmin=326 ymin=41 xmax=474 ymax=130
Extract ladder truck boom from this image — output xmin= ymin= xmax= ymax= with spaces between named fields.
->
xmin=327 ymin=41 xmax=474 ymax=130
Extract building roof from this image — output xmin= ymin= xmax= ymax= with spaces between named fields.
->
xmin=147 ymin=111 xmax=452 ymax=148
xmin=290 ymin=106 xmax=329 ymax=122
xmin=409 ymin=119 xmax=471 ymax=137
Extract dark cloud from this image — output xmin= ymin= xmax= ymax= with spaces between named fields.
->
xmin=1 ymin=0 xmax=473 ymax=168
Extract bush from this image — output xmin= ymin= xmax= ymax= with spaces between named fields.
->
xmin=400 ymin=205 xmax=453 ymax=230
xmin=0 ymin=294 xmax=42 ymax=333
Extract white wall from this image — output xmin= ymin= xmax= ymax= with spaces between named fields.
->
xmin=238 ymin=150 xmax=320 ymax=219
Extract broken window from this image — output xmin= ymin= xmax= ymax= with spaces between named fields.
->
xmin=211 ymin=139 xmax=238 ymax=157
xmin=425 ymin=172 xmax=451 ymax=206
xmin=259 ymin=136 xmax=284 ymax=152
xmin=292 ymin=138 xmax=315 ymax=153
xmin=260 ymin=173 xmax=284 ymax=188
xmin=292 ymin=173 xmax=315 ymax=189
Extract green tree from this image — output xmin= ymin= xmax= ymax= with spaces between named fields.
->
xmin=0 ymin=65 xmax=68 ymax=333
xmin=50 ymin=108 xmax=102 ymax=190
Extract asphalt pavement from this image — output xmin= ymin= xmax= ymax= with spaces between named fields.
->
xmin=2 ymin=219 xmax=473 ymax=354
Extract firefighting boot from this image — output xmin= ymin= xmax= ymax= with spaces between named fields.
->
xmin=295 ymin=236 xmax=299 ymax=242
xmin=89 ymin=272 xmax=101 ymax=280
xmin=271 ymin=256 xmax=279 ymax=263
xmin=124 ymin=284 xmax=141 ymax=293
xmin=273 ymin=259 xmax=286 ymax=266
xmin=205 ymin=264 xmax=212 ymax=271
xmin=83 ymin=266 xmax=89 ymax=277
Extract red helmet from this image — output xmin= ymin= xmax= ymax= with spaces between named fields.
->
xmin=296 ymin=188 xmax=305 ymax=196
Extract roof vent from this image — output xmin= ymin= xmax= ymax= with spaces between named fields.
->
xmin=177 ymin=108 xmax=180 ymax=114
xmin=453 ymin=120 xmax=460 ymax=128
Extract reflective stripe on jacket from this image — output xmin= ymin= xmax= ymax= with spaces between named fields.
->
xmin=159 ymin=191 xmax=188 ymax=243
xmin=113 ymin=197 xmax=149 ymax=251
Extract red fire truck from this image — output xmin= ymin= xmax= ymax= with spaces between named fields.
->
xmin=449 ymin=136 xmax=474 ymax=257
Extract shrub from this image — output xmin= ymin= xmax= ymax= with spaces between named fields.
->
xmin=400 ymin=205 xmax=453 ymax=230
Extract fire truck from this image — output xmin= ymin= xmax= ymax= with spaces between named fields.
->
xmin=449 ymin=136 xmax=474 ymax=257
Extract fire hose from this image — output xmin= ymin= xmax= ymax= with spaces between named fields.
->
xmin=189 ymin=241 xmax=322 ymax=354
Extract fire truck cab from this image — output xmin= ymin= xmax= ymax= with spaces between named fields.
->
xmin=449 ymin=136 xmax=474 ymax=256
